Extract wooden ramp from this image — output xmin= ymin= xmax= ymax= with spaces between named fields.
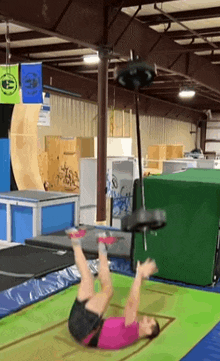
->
xmin=10 ymin=101 xmax=44 ymax=190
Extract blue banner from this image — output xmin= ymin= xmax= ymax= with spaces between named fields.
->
xmin=21 ymin=62 xmax=43 ymax=103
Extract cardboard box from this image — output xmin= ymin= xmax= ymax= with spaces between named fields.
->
xmin=45 ymin=136 xmax=94 ymax=158
xmin=148 ymin=145 xmax=166 ymax=170
xmin=148 ymin=145 xmax=167 ymax=160
xmin=166 ymin=145 xmax=184 ymax=160
xmin=45 ymin=136 xmax=95 ymax=193
xmin=147 ymin=144 xmax=184 ymax=170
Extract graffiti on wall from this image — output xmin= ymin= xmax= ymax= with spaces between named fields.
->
xmin=56 ymin=162 xmax=79 ymax=191
xmin=106 ymin=169 xmax=132 ymax=217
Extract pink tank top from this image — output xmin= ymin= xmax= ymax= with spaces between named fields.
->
xmin=83 ymin=317 xmax=139 ymax=350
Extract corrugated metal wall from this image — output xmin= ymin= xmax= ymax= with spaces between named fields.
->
xmin=38 ymin=95 xmax=98 ymax=151
xmin=132 ymin=114 xmax=197 ymax=157
xmin=37 ymin=94 xmax=197 ymax=156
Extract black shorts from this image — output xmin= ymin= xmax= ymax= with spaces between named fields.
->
xmin=68 ymin=298 xmax=104 ymax=346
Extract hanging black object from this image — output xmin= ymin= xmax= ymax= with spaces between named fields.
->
xmin=115 ymin=53 xmax=166 ymax=249
xmin=122 ymin=207 xmax=166 ymax=233
xmin=116 ymin=60 xmax=155 ymax=91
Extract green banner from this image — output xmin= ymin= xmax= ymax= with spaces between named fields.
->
xmin=0 ymin=64 xmax=20 ymax=104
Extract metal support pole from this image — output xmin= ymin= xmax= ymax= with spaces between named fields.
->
xmin=195 ymin=121 xmax=199 ymax=149
xmin=96 ymin=51 xmax=108 ymax=222
xmin=200 ymin=120 xmax=207 ymax=153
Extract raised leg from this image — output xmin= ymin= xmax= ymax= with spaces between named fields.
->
xmin=85 ymin=244 xmax=114 ymax=316
xmin=72 ymin=242 xmax=95 ymax=301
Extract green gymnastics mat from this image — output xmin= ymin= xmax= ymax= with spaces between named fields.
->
xmin=1 ymin=273 xmax=220 ymax=361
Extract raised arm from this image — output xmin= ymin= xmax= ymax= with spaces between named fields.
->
xmin=123 ymin=259 xmax=158 ymax=327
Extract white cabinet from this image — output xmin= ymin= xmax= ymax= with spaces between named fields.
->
xmin=163 ymin=159 xmax=197 ymax=174
xmin=79 ymin=157 xmax=137 ymax=226
xmin=197 ymin=159 xmax=220 ymax=169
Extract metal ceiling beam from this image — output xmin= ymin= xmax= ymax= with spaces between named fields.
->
xmin=144 ymin=90 xmax=220 ymax=107
xmin=77 ymin=69 xmax=114 ymax=73
xmin=0 ymin=30 xmax=50 ymax=42
xmin=203 ymin=54 xmax=220 ymax=62
xmin=41 ymin=54 xmax=108 ymax=63
xmin=57 ymin=60 xmax=119 ymax=70
xmin=154 ymin=3 xmax=218 ymax=50
xmin=154 ymin=75 xmax=184 ymax=81
xmin=198 ymin=91 xmax=220 ymax=105
xmin=60 ymin=65 xmax=114 ymax=72
xmin=138 ymin=7 xmax=220 ymax=25
xmin=146 ymin=80 xmax=194 ymax=88
xmin=12 ymin=42 xmax=82 ymax=55
xmin=182 ymin=41 xmax=220 ymax=52
xmin=0 ymin=0 xmax=73 ymax=32
xmin=43 ymin=55 xmax=85 ymax=63
xmin=0 ymin=43 xmax=204 ymax=123
xmin=144 ymin=90 xmax=178 ymax=95
xmin=42 ymin=65 xmax=205 ymax=123
xmin=0 ymin=1 xmax=105 ymax=48
xmin=107 ymin=0 xmax=176 ymax=7
xmin=1 ymin=0 xmax=220 ymax=97
xmin=107 ymin=13 xmax=220 ymax=96
xmin=166 ymin=27 xmax=220 ymax=40
xmin=0 ymin=44 xmax=204 ymax=123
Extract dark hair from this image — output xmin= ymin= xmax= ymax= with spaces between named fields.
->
xmin=147 ymin=321 xmax=160 ymax=340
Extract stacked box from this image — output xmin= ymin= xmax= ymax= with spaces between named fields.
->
xmin=166 ymin=144 xmax=184 ymax=160
xmin=147 ymin=144 xmax=184 ymax=173
xmin=148 ymin=144 xmax=167 ymax=172
xmin=45 ymin=136 xmax=95 ymax=193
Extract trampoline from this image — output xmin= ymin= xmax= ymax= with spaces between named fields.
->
xmin=1 ymin=270 xmax=220 ymax=361
xmin=1 ymin=222 xmax=220 ymax=360
xmin=0 ymin=244 xmax=75 ymax=292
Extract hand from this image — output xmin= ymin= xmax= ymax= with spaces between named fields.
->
xmin=137 ymin=258 xmax=158 ymax=279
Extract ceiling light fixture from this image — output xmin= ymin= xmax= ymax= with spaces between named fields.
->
xmin=179 ymin=87 xmax=195 ymax=99
xmin=83 ymin=54 xmax=100 ymax=64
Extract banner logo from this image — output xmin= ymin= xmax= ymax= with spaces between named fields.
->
xmin=21 ymin=63 xmax=43 ymax=103
xmin=23 ymin=72 xmax=40 ymax=96
xmin=0 ymin=73 xmax=17 ymax=96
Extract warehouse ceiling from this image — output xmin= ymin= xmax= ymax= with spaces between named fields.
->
xmin=0 ymin=0 xmax=220 ymax=123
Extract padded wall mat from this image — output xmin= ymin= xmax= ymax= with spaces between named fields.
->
xmin=1 ymin=273 xmax=220 ymax=361
xmin=25 ymin=225 xmax=132 ymax=259
xmin=132 ymin=171 xmax=220 ymax=286
xmin=0 ymin=245 xmax=75 ymax=292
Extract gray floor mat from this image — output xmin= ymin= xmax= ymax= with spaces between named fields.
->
xmin=26 ymin=225 xmax=132 ymax=258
